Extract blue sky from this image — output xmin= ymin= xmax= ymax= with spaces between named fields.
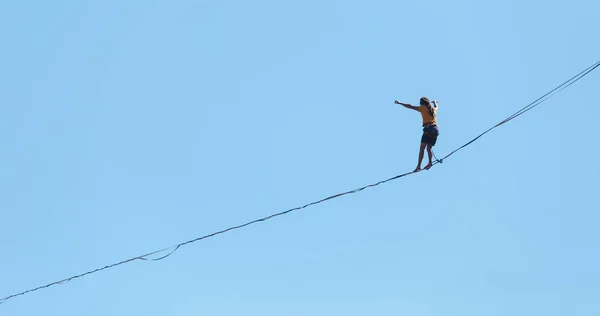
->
xmin=1 ymin=0 xmax=599 ymax=315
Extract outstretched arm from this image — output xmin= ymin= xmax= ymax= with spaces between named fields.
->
xmin=394 ymin=100 xmax=418 ymax=111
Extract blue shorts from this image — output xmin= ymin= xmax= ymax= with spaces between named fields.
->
xmin=421 ymin=125 xmax=439 ymax=146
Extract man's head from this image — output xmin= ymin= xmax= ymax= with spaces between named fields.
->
xmin=420 ymin=97 xmax=431 ymax=107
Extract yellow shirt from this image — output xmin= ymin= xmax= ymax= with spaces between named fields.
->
xmin=417 ymin=105 xmax=437 ymax=126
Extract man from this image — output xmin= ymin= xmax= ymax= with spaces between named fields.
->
xmin=394 ymin=97 xmax=439 ymax=172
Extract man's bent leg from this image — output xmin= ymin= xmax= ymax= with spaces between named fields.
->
xmin=424 ymin=144 xmax=433 ymax=170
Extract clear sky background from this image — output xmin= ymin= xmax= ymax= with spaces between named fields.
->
xmin=1 ymin=1 xmax=599 ymax=315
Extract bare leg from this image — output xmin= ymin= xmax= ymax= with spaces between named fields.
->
xmin=424 ymin=144 xmax=433 ymax=170
xmin=414 ymin=143 xmax=426 ymax=172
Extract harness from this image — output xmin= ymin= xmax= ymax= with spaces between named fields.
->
xmin=422 ymin=123 xmax=439 ymax=137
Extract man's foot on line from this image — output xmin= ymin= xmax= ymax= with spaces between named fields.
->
xmin=424 ymin=163 xmax=433 ymax=170
xmin=414 ymin=167 xmax=421 ymax=172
